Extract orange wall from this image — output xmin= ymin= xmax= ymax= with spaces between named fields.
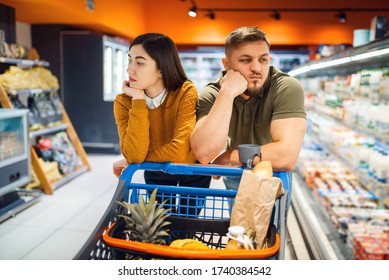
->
xmin=1 ymin=0 xmax=389 ymax=46
xmin=0 ymin=0 xmax=147 ymax=38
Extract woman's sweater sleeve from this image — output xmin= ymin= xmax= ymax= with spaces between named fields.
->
xmin=113 ymin=95 xmax=150 ymax=163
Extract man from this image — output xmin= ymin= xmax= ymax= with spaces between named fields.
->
xmin=190 ymin=26 xmax=307 ymax=193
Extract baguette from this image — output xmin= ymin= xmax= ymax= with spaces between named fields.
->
xmin=253 ymin=161 xmax=273 ymax=178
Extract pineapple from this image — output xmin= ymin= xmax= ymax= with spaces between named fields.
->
xmin=116 ymin=188 xmax=171 ymax=245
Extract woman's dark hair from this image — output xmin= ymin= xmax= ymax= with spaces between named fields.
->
xmin=225 ymin=26 xmax=270 ymax=58
xmin=130 ymin=33 xmax=187 ymax=92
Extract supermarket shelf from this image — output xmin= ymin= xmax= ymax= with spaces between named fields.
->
xmin=29 ymin=123 xmax=69 ymax=138
xmin=292 ymin=34 xmax=389 ymax=78
xmin=0 ymin=154 xmax=28 ymax=169
xmin=308 ymin=112 xmax=389 ymax=207
xmin=0 ymin=57 xmax=50 ymax=68
xmin=52 ymin=165 xmax=89 ymax=190
xmin=0 ymin=190 xmax=42 ymax=223
xmin=7 ymin=88 xmax=57 ymax=95
xmin=0 ymin=58 xmax=91 ymax=195
xmin=312 ymin=105 xmax=389 ymax=146
xmin=294 ymin=33 xmax=389 ymax=260
xmin=292 ymin=173 xmax=354 ymax=259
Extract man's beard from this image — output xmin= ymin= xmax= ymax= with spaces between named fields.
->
xmin=243 ymin=75 xmax=270 ymax=98
xmin=243 ymin=81 xmax=264 ymax=97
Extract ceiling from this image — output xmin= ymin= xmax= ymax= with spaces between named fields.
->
xmin=1 ymin=0 xmax=389 ymax=45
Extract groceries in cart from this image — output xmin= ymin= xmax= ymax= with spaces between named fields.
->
xmin=230 ymin=160 xmax=284 ymax=249
xmin=169 ymin=239 xmax=211 ymax=250
xmin=107 ymin=161 xmax=283 ymax=256
xmin=87 ymin=162 xmax=289 ymax=260
xmin=226 ymin=225 xmax=255 ymax=250
xmin=116 ymin=188 xmax=171 ymax=245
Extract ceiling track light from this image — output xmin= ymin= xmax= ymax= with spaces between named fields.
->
xmin=188 ymin=6 xmax=197 ymax=17
xmin=270 ymin=10 xmax=281 ymax=20
xmin=86 ymin=0 xmax=95 ymax=11
xmin=207 ymin=10 xmax=215 ymax=20
xmin=185 ymin=2 xmax=386 ymax=22
xmin=336 ymin=10 xmax=347 ymax=23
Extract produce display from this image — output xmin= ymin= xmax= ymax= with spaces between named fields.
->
xmin=0 ymin=66 xmax=59 ymax=91
xmin=33 ymin=131 xmax=81 ymax=178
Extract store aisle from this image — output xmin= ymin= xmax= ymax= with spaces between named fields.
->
xmin=0 ymin=154 xmax=122 ymax=260
xmin=0 ymin=154 xmax=304 ymax=260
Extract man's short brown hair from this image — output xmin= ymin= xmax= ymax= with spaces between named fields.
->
xmin=225 ymin=26 xmax=270 ymax=58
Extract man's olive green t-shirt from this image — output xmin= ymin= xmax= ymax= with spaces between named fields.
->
xmin=196 ymin=66 xmax=306 ymax=150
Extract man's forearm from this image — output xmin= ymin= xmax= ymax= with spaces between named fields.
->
xmin=191 ymin=93 xmax=235 ymax=163
xmin=259 ymin=143 xmax=297 ymax=171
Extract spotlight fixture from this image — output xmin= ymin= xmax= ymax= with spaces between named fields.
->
xmin=184 ymin=2 xmax=385 ymax=21
xmin=207 ymin=10 xmax=215 ymax=20
xmin=270 ymin=10 xmax=281 ymax=20
xmin=336 ymin=10 xmax=346 ymax=23
xmin=188 ymin=6 xmax=197 ymax=17
xmin=86 ymin=0 xmax=95 ymax=11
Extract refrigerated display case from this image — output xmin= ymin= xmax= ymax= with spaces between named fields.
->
xmin=0 ymin=108 xmax=41 ymax=223
xmin=61 ymin=32 xmax=129 ymax=153
xmin=0 ymin=109 xmax=30 ymax=196
xmin=179 ymin=50 xmax=309 ymax=91
xmin=270 ymin=50 xmax=309 ymax=73
xmin=103 ymin=38 xmax=128 ymax=102
xmin=179 ymin=51 xmax=224 ymax=91
xmin=290 ymin=34 xmax=389 ymax=259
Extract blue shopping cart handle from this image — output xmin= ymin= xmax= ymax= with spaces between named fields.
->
xmin=120 ymin=162 xmax=289 ymax=192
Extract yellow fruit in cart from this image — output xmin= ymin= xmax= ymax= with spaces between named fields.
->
xmin=169 ymin=239 xmax=210 ymax=250
xmin=169 ymin=239 xmax=192 ymax=248
xmin=182 ymin=240 xmax=210 ymax=250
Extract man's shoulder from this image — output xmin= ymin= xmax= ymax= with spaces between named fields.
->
xmin=271 ymin=66 xmax=293 ymax=80
xmin=205 ymin=70 xmax=224 ymax=89
xmin=270 ymin=67 xmax=303 ymax=89
xmin=198 ymin=72 xmax=223 ymax=100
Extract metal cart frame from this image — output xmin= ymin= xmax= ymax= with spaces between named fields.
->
xmin=74 ymin=162 xmax=289 ymax=260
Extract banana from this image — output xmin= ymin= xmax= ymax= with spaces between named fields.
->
xmin=182 ymin=241 xmax=210 ymax=250
xmin=169 ymin=239 xmax=192 ymax=248
xmin=169 ymin=239 xmax=210 ymax=250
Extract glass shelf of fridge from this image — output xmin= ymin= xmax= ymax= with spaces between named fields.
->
xmin=0 ymin=57 xmax=49 ymax=68
xmin=0 ymin=111 xmax=27 ymax=164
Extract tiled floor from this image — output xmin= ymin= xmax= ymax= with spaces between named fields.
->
xmin=0 ymin=154 xmax=304 ymax=260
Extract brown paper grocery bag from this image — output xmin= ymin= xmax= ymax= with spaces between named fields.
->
xmin=230 ymin=170 xmax=284 ymax=249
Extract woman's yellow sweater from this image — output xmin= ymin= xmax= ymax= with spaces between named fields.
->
xmin=114 ymin=80 xmax=197 ymax=164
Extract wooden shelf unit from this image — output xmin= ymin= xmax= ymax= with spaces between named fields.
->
xmin=0 ymin=58 xmax=91 ymax=194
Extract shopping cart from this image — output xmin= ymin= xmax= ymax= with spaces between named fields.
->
xmin=74 ymin=162 xmax=289 ymax=260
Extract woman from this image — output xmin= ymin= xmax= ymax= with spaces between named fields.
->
xmin=113 ymin=33 xmax=211 ymax=216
